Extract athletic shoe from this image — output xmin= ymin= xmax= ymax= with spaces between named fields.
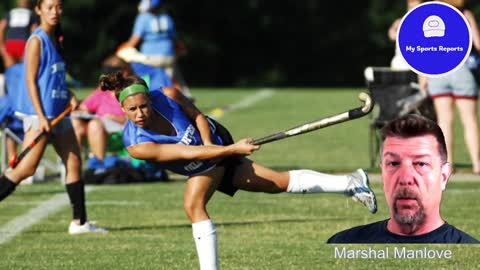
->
xmin=346 ymin=169 xmax=377 ymax=214
xmin=68 ymin=221 xmax=108 ymax=235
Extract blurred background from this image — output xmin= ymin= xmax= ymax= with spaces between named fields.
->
xmin=3 ymin=0 xmax=479 ymax=87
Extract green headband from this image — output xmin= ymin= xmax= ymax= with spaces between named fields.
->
xmin=118 ymin=84 xmax=149 ymax=103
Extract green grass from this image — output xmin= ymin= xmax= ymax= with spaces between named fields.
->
xmin=0 ymin=181 xmax=479 ymax=269
xmin=1 ymin=88 xmax=479 ymax=269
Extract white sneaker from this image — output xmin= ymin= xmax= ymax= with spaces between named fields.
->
xmin=68 ymin=221 xmax=108 ymax=235
xmin=346 ymin=169 xmax=377 ymax=214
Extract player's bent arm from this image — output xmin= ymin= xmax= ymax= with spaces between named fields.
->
xmin=162 ymin=86 xmax=213 ymax=145
xmin=25 ymin=37 xmax=45 ymax=119
xmin=126 ymin=35 xmax=142 ymax=48
xmin=127 ymin=140 xmax=260 ymax=163
xmin=192 ymin=114 xmax=213 ymax=145
xmin=69 ymin=90 xmax=80 ymax=109
xmin=0 ymin=19 xmax=7 ymax=45
xmin=387 ymin=19 xmax=400 ymax=41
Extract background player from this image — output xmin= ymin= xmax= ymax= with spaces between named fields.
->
xmin=0 ymin=0 xmax=105 ymax=234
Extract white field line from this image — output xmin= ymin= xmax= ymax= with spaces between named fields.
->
xmin=0 ymin=186 xmax=95 ymax=245
xmin=208 ymin=88 xmax=275 ymax=119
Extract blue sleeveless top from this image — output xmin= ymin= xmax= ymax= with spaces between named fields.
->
xmin=123 ymin=89 xmax=224 ymax=176
xmin=16 ymin=28 xmax=69 ymax=117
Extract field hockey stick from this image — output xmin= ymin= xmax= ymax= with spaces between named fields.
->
xmin=9 ymin=105 xmax=73 ymax=168
xmin=252 ymin=92 xmax=374 ymax=145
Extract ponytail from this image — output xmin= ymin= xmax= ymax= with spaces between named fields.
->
xmin=55 ymin=23 xmax=64 ymax=57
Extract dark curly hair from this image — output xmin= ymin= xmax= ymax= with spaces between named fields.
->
xmin=99 ymin=71 xmax=148 ymax=102
xmin=381 ymin=114 xmax=447 ymax=163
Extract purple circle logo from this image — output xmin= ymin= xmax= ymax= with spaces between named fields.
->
xmin=397 ymin=2 xmax=472 ymax=77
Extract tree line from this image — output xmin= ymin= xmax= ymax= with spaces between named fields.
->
xmin=1 ymin=0 xmax=480 ymax=87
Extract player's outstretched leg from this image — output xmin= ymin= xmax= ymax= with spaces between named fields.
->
xmin=287 ymin=168 xmax=377 ymax=213
xmin=232 ymin=160 xmax=377 ymax=213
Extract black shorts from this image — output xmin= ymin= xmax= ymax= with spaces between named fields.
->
xmin=208 ymin=118 xmax=243 ymax=197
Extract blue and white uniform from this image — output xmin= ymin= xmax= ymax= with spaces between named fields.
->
xmin=132 ymin=12 xmax=176 ymax=57
xmin=15 ymin=28 xmax=69 ymax=117
xmin=122 ymin=89 xmax=224 ymax=176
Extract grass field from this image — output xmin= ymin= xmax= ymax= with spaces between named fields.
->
xmin=0 ymin=88 xmax=479 ymax=269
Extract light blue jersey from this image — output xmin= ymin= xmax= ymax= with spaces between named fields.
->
xmin=132 ymin=12 xmax=176 ymax=56
xmin=15 ymin=28 xmax=69 ymax=117
xmin=4 ymin=63 xmax=24 ymax=132
xmin=123 ymin=89 xmax=224 ymax=176
xmin=131 ymin=62 xmax=173 ymax=89
xmin=6 ymin=62 xmax=24 ymax=113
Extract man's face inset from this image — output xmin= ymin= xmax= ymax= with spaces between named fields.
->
xmin=381 ymin=135 xmax=450 ymax=227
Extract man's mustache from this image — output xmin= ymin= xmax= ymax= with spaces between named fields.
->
xmin=393 ymin=188 xmax=420 ymax=202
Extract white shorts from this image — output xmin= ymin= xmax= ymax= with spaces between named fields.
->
xmin=428 ymin=64 xmax=478 ymax=99
xmin=17 ymin=114 xmax=73 ymax=134
xmin=71 ymin=112 xmax=125 ymax=134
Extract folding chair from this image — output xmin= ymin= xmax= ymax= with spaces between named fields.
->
xmin=364 ymin=67 xmax=436 ymax=168
xmin=0 ymin=73 xmax=5 ymax=96
xmin=0 ymin=101 xmax=66 ymax=182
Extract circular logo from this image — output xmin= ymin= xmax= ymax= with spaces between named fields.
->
xmin=397 ymin=2 xmax=472 ymax=77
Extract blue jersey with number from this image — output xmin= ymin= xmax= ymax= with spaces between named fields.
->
xmin=122 ymin=89 xmax=224 ymax=176
xmin=15 ymin=28 xmax=69 ymax=117
xmin=132 ymin=12 xmax=176 ymax=56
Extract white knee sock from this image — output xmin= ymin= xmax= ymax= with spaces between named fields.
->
xmin=192 ymin=219 xmax=218 ymax=270
xmin=287 ymin=170 xmax=350 ymax=193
